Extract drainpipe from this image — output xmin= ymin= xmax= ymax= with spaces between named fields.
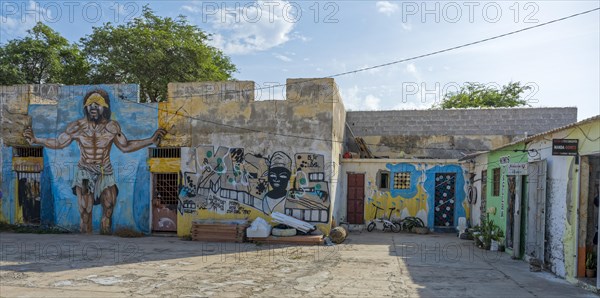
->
xmin=596 ymin=180 xmax=600 ymax=289
xmin=573 ymin=155 xmax=581 ymax=283
xmin=513 ymin=176 xmax=522 ymax=259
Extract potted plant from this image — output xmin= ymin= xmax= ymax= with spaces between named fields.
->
xmin=476 ymin=215 xmax=504 ymax=251
xmin=497 ymin=237 xmax=506 ymax=252
xmin=586 ymin=251 xmax=597 ymax=278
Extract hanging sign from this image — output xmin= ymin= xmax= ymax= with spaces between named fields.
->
xmin=552 ymin=139 xmax=578 ymax=156
xmin=506 ymin=163 xmax=528 ymax=175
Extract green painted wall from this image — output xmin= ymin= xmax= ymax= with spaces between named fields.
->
xmin=484 ymin=143 xmax=529 ymax=244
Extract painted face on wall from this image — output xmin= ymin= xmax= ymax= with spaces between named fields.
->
xmin=268 ymin=167 xmax=291 ymax=190
xmin=86 ymin=103 xmax=104 ymax=121
xmin=83 ymin=92 xmax=110 ymax=123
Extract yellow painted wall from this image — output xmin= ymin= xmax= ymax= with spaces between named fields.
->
xmin=169 ymin=80 xmax=343 ymax=237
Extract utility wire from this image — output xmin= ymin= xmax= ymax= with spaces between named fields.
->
xmin=163 ymin=6 xmax=600 ymax=99
xmin=115 ymin=7 xmax=600 ymax=149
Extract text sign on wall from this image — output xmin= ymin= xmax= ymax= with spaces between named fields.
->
xmin=506 ymin=163 xmax=528 ymax=175
xmin=552 ymin=139 xmax=579 ymax=156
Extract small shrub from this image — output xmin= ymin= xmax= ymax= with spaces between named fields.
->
xmin=587 ymin=251 xmax=597 ymax=269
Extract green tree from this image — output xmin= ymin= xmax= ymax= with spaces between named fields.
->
xmin=434 ymin=82 xmax=531 ymax=109
xmin=0 ymin=22 xmax=89 ymax=85
xmin=81 ymin=6 xmax=236 ymax=102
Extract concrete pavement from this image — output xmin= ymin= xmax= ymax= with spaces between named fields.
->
xmin=0 ymin=231 xmax=596 ymax=297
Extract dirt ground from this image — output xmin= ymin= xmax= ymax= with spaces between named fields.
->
xmin=0 ymin=231 xmax=597 ymax=297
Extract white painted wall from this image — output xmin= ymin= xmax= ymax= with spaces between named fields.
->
xmin=528 ymin=140 xmax=572 ymax=278
xmin=471 ymin=154 xmax=488 ymax=227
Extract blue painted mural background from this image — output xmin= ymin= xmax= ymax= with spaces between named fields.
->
xmin=1 ymin=149 xmax=15 ymax=223
xmin=25 ymin=84 xmax=157 ymax=233
xmin=423 ymin=165 xmax=466 ymax=227
xmin=369 ymin=163 xmax=467 ymax=228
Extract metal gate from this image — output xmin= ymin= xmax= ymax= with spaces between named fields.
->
xmin=347 ymin=173 xmax=365 ymax=224
xmin=16 ymin=171 xmax=41 ymax=225
xmin=152 ymin=173 xmax=178 ymax=232
xmin=525 ymin=160 xmax=547 ymax=262
xmin=434 ymin=173 xmax=456 ymax=227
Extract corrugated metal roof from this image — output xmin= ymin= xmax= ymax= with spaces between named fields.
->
xmin=491 ymin=115 xmax=600 ymax=151
xmin=458 ymin=114 xmax=600 ymax=160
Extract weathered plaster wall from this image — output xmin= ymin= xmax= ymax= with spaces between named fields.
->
xmin=0 ymin=84 xmax=158 ymax=233
xmin=345 ymin=108 xmax=578 ymax=159
xmin=329 ymin=82 xmax=346 ymax=225
xmin=337 ymin=160 xmax=469 ymax=228
xmin=524 ymin=118 xmax=600 ymax=280
xmin=470 ymin=153 xmax=488 ymax=226
xmin=166 ymin=79 xmax=344 ymax=236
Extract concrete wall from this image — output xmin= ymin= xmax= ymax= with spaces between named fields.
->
xmin=164 ymin=79 xmax=344 ymax=236
xmin=1 ymin=79 xmax=346 ymax=236
xmin=0 ymin=84 xmax=158 ymax=233
xmin=345 ymin=108 xmax=577 ymax=159
xmin=337 ymin=159 xmax=469 ymax=228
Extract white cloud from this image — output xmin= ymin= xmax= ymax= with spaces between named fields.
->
xmin=292 ymin=32 xmax=310 ymax=42
xmin=193 ymin=1 xmax=299 ymax=55
xmin=274 ymin=53 xmax=292 ymax=62
xmin=376 ymin=1 xmax=399 ymax=16
xmin=401 ymin=23 xmax=412 ymax=31
xmin=391 ymin=100 xmax=430 ymax=110
xmin=365 ymin=94 xmax=381 ymax=110
xmin=181 ymin=5 xmax=201 ymax=13
xmin=340 ymin=86 xmax=381 ymax=111
xmin=0 ymin=1 xmax=48 ymax=41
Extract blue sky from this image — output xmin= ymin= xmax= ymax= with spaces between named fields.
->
xmin=1 ymin=1 xmax=599 ymax=120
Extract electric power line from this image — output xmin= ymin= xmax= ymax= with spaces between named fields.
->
xmin=17 ymin=7 xmax=599 ymax=153
xmin=163 ymin=6 xmax=600 ymax=99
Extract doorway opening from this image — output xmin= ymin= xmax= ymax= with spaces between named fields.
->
xmin=152 ymin=173 xmax=179 ymax=232
xmin=577 ymin=154 xmax=600 ymax=286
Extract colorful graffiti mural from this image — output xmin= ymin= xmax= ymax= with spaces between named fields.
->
xmin=179 ymin=146 xmax=330 ymax=223
xmin=345 ymin=162 xmax=468 ymax=228
xmin=20 ymin=86 xmax=163 ymax=234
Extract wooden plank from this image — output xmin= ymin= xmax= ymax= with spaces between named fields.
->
xmin=191 ymin=222 xmax=249 ymax=243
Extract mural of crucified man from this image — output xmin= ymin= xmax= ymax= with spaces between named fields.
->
xmin=23 ymin=89 xmax=166 ymax=234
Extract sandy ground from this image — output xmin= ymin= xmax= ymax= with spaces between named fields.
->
xmin=0 ymin=231 xmax=597 ymax=297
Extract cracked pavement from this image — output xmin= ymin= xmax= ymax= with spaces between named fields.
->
xmin=0 ymin=231 xmax=596 ymax=297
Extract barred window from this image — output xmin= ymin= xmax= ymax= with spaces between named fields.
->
xmin=492 ymin=168 xmax=501 ymax=196
xmin=393 ymin=172 xmax=411 ymax=189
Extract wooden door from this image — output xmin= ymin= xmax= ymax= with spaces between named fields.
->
xmin=525 ymin=160 xmax=547 ymax=262
xmin=347 ymin=173 xmax=365 ymax=224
